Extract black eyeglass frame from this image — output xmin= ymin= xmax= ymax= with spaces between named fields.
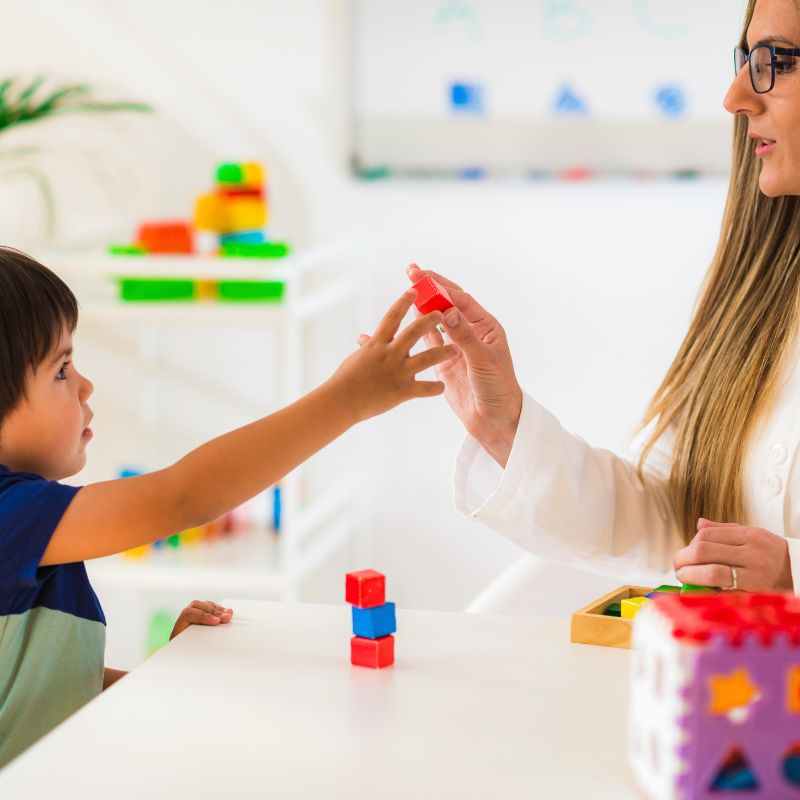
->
xmin=734 ymin=44 xmax=800 ymax=94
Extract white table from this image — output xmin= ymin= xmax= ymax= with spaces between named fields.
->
xmin=0 ymin=601 xmax=639 ymax=799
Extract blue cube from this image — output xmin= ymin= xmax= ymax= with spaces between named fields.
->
xmin=352 ymin=602 xmax=396 ymax=639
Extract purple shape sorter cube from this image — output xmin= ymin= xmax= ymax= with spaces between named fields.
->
xmin=628 ymin=592 xmax=800 ymax=799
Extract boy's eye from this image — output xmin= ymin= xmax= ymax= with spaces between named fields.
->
xmin=56 ymin=361 xmax=71 ymax=380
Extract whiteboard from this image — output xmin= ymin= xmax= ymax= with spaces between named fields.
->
xmin=351 ymin=0 xmax=746 ymax=177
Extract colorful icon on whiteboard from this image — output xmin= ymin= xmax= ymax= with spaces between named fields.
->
xmin=450 ymin=81 xmax=485 ymax=114
xmin=543 ymin=0 xmax=592 ymax=40
xmin=654 ymin=84 xmax=687 ymax=117
xmin=553 ymin=84 xmax=588 ymax=115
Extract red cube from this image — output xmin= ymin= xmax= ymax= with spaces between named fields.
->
xmin=345 ymin=569 xmax=385 ymax=608
xmin=351 ymin=635 xmax=394 ymax=668
xmin=411 ymin=275 xmax=454 ymax=315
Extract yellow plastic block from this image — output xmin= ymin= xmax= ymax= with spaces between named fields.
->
xmin=621 ymin=596 xmax=651 ymax=619
xmin=221 ymin=196 xmax=267 ymax=232
xmin=242 ymin=161 xmax=265 ymax=188
xmin=194 ymin=192 xmax=225 ymax=231
xmin=180 ymin=527 xmax=202 ymax=546
xmin=123 ymin=544 xmax=149 ymax=559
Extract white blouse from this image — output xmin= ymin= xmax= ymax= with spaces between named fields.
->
xmin=454 ymin=342 xmax=800 ymax=593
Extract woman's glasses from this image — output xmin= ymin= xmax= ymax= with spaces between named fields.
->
xmin=734 ymin=44 xmax=800 ymax=94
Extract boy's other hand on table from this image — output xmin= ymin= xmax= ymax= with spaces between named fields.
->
xmin=170 ymin=600 xmax=234 ymax=640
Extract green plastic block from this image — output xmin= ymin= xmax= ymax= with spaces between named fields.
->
xmin=216 ymin=162 xmax=244 ymax=185
xmin=220 ymin=241 xmax=290 ymax=259
xmin=109 ymin=244 xmax=147 ymax=256
xmin=603 ymin=602 xmax=622 ymax=617
xmin=680 ymin=583 xmax=718 ymax=594
xmin=118 ymin=278 xmax=197 ymax=302
xmin=146 ymin=609 xmax=175 ymax=656
xmin=166 ymin=533 xmax=181 ymax=548
xmin=217 ymin=280 xmax=285 ymax=302
xmin=653 ymin=584 xmax=682 ymax=594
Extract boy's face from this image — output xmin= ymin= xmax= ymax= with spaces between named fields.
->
xmin=0 ymin=325 xmax=94 ymax=480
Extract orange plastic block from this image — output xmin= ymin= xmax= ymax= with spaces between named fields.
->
xmin=346 ymin=569 xmax=386 ymax=608
xmin=136 ymin=221 xmax=193 ymax=254
xmin=411 ymin=275 xmax=454 ymax=315
xmin=351 ymin=635 xmax=394 ymax=668
xmin=194 ymin=193 xmax=225 ymax=231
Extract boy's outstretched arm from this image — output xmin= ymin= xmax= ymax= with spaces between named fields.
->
xmin=41 ymin=292 xmax=455 ymax=566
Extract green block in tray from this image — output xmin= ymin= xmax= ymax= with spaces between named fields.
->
xmin=220 ymin=241 xmax=290 ymax=259
xmin=217 ymin=280 xmax=284 ymax=302
xmin=216 ymin=162 xmax=244 ymax=185
xmin=118 ymin=278 xmax=196 ymax=302
xmin=603 ymin=602 xmax=622 ymax=618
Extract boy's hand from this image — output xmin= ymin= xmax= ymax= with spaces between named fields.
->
xmin=170 ymin=600 xmax=233 ymax=640
xmin=331 ymin=289 xmax=457 ymax=422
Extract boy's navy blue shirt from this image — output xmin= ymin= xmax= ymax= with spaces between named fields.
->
xmin=0 ymin=465 xmax=106 ymax=767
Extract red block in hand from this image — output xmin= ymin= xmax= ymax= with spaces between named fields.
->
xmin=411 ymin=275 xmax=454 ymax=315
xmin=351 ymin=635 xmax=394 ymax=668
xmin=345 ymin=569 xmax=385 ymax=608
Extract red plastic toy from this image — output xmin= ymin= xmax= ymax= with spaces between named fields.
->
xmin=411 ymin=275 xmax=454 ymax=315
xmin=345 ymin=569 xmax=385 ymax=608
xmin=351 ymin=635 xmax=395 ymax=668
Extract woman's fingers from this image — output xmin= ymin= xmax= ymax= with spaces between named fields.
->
xmin=407 ymin=262 xmax=463 ymax=292
xmin=407 ymin=344 xmax=458 ymax=374
xmin=675 ymin=564 xmax=740 ymax=590
xmin=673 ymin=540 xmax=745 ymax=571
xmin=694 ymin=525 xmax=748 ymax=546
xmin=373 ymin=290 xmax=418 ymax=343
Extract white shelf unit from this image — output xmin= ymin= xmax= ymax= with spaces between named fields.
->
xmin=46 ymin=236 xmax=370 ymax=664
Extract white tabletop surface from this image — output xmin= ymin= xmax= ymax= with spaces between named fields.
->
xmin=0 ymin=600 xmax=639 ymax=799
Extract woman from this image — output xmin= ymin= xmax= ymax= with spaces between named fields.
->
xmin=376 ymin=0 xmax=800 ymax=597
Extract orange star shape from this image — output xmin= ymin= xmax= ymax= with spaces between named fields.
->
xmin=708 ymin=668 xmax=761 ymax=716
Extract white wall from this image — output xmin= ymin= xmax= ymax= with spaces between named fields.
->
xmin=0 ymin=1 xmax=730 ymax=611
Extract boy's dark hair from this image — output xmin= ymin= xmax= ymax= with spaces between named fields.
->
xmin=0 ymin=247 xmax=78 ymax=425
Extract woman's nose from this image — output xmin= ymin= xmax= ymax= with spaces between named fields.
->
xmin=723 ymin=65 xmax=760 ymax=117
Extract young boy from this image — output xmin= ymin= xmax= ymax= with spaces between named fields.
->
xmin=0 ymin=247 xmax=455 ymax=767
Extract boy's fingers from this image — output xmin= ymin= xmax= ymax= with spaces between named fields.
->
xmin=407 ymin=345 xmax=458 ymax=373
xmin=394 ymin=311 xmax=445 ymax=352
xmin=357 ymin=334 xmax=371 ymax=347
xmin=373 ymin=290 xmax=417 ymax=343
xmin=412 ymin=380 xmax=445 ymax=397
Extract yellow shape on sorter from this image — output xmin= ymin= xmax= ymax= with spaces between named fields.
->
xmin=621 ymin=596 xmax=651 ymax=619
xmin=194 ymin=192 xmax=225 ymax=231
xmin=123 ymin=544 xmax=148 ymax=559
xmin=789 ymin=666 xmax=800 ymax=713
xmin=707 ymin=667 xmax=761 ymax=715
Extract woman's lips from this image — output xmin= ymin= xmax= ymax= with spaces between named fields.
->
xmin=756 ymin=139 xmax=776 ymax=157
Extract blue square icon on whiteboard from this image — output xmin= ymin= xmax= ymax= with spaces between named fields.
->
xmin=352 ymin=602 xmax=396 ymax=639
xmin=450 ymin=82 xmax=484 ymax=114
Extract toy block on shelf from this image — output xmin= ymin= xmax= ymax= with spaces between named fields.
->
xmin=345 ymin=569 xmax=385 ymax=608
xmin=351 ymin=635 xmax=394 ymax=669
xmin=194 ymin=193 xmax=225 ymax=231
xmin=216 ymin=161 xmax=265 ymax=190
xmin=220 ymin=241 xmax=289 ymax=259
xmin=411 ymin=275 xmax=454 ymax=315
xmin=570 ymin=585 xmax=654 ymax=649
xmin=352 ymin=602 xmax=396 ymax=639
xmin=136 ymin=221 xmax=194 ymax=254
xmin=219 ymin=230 xmax=266 ymax=245
xmin=221 ymin=197 xmax=268 ymax=232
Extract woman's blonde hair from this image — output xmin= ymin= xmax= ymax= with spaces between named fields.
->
xmin=636 ymin=0 xmax=800 ymax=543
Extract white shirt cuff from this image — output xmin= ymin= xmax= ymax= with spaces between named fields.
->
xmin=453 ymin=392 xmax=546 ymax=518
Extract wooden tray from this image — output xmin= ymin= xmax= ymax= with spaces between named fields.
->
xmin=570 ymin=585 xmax=654 ymax=649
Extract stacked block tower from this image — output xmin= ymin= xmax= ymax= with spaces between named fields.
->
xmin=346 ymin=570 xmax=396 ymax=669
xmin=194 ymin=161 xmax=288 ymax=258
xmin=629 ymin=591 xmax=800 ymax=799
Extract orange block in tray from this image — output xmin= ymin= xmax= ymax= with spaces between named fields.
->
xmin=136 ymin=221 xmax=194 ymax=254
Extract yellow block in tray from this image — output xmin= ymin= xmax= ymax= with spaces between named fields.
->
xmin=621 ymin=596 xmax=651 ymax=619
